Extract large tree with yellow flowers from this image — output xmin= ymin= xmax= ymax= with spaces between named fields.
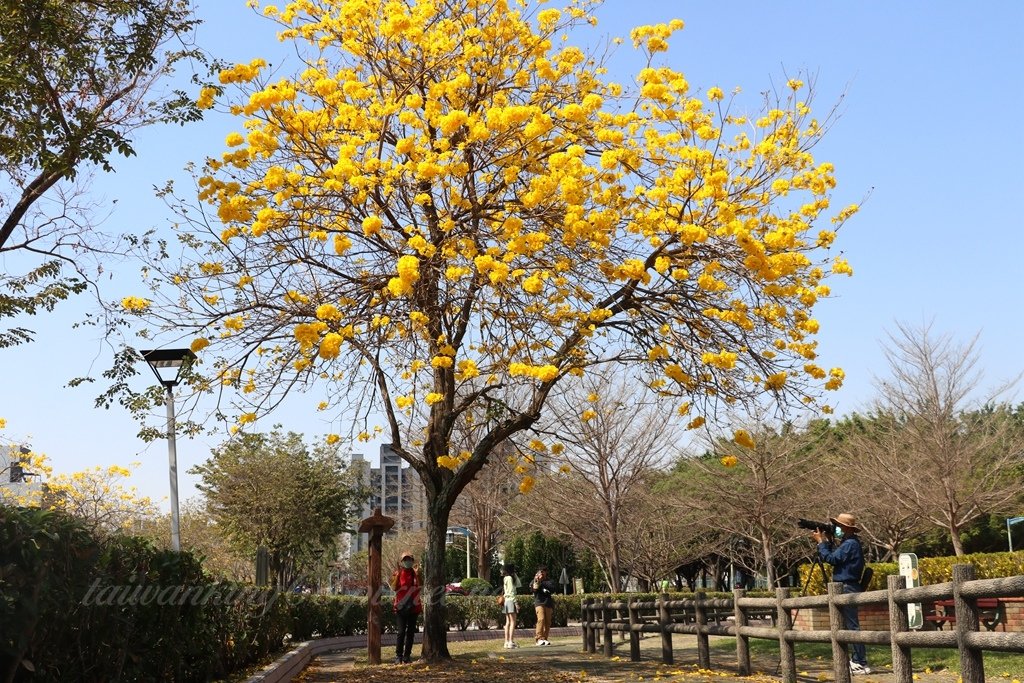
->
xmin=125 ymin=0 xmax=855 ymax=659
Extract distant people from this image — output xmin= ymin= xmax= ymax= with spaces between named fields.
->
xmin=502 ymin=564 xmax=520 ymax=648
xmin=389 ymin=550 xmax=421 ymax=664
xmin=531 ymin=565 xmax=556 ymax=646
xmin=812 ymin=513 xmax=869 ymax=675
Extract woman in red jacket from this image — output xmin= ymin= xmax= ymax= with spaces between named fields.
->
xmin=389 ymin=551 xmax=421 ymax=664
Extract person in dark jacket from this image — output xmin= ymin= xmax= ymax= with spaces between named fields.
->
xmin=813 ymin=512 xmax=870 ymax=675
xmin=531 ymin=565 xmax=556 ymax=645
xmin=389 ymin=550 xmax=421 ymax=664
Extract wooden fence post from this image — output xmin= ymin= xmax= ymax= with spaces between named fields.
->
xmin=734 ymin=587 xmax=750 ymax=675
xmin=776 ymin=586 xmax=796 ymax=683
xmin=953 ymin=564 xmax=983 ymax=683
xmin=695 ymin=590 xmax=710 ymax=669
xmin=586 ymin=598 xmax=597 ymax=653
xmin=887 ymin=574 xmax=912 ymax=683
xmin=581 ymin=598 xmax=591 ymax=652
xmin=628 ymin=596 xmax=641 ymax=661
xmin=828 ymin=581 xmax=852 ymax=683
xmin=659 ymin=592 xmax=674 ymax=665
xmin=603 ymin=597 xmax=614 ymax=657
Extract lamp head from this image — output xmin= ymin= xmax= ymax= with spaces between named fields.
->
xmin=140 ymin=348 xmax=196 ymax=389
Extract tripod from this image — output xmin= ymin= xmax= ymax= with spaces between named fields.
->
xmin=774 ymin=551 xmax=829 ymax=676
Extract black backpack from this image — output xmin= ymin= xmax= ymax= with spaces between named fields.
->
xmin=859 ymin=565 xmax=874 ymax=591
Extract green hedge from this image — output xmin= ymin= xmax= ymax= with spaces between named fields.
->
xmin=1 ymin=506 xmax=297 ymax=681
xmin=798 ymin=550 xmax=1024 ymax=595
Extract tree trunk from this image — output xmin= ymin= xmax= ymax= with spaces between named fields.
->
xmin=419 ymin=497 xmax=452 ymax=661
xmin=608 ymin=539 xmax=622 ymax=592
xmin=477 ymin=533 xmax=490 ymax=582
xmin=950 ymin=523 xmax=965 ymax=556
xmin=607 ymin=510 xmax=621 ymax=592
xmin=760 ymin=530 xmax=777 ymax=587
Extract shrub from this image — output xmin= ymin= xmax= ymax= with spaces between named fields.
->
xmin=459 ymin=577 xmax=493 ymax=595
xmin=797 ymin=550 xmax=1024 ymax=595
xmin=0 ymin=505 xmax=300 ymax=681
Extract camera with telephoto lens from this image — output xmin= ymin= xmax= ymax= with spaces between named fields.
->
xmin=797 ymin=518 xmax=834 ymax=541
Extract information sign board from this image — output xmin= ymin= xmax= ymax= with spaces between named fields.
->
xmin=898 ymin=552 xmax=922 ymax=630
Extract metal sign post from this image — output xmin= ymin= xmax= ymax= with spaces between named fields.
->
xmin=898 ymin=553 xmax=922 ymax=630
xmin=559 ymin=567 xmax=570 ymax=594
xmin=1007 ymin=516 xmax=1024 ymax=552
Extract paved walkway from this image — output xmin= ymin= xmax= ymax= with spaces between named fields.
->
xmin=293 ymin=627 xmax=583 ymax=681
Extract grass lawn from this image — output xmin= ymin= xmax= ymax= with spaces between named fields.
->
xmin=716 ymin=638 xmax=1024 ymax=679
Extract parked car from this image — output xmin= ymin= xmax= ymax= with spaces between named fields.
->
xmin=444 ymin=582 xmax=467 ymax=595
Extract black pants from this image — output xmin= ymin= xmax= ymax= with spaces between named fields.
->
xmin=395 ymin=607 xmax=417 ymax=660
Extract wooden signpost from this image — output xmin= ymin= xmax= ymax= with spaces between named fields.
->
xmin=358 ymin=507 xmax=395 ymax=664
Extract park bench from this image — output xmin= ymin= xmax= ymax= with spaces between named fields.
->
xmin=923 ymin=598 xmax=1003 ymax=631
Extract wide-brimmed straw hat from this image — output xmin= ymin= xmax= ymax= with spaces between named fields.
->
xmin=829 ymin=513 xmax=860 ymax=532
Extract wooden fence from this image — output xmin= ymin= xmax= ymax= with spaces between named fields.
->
xmin=579 ymin=564 xmax=1024 ymax=683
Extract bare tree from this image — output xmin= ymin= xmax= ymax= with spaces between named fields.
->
xmin=857 ymin=321 xmax=1024 ymax=555
xmin=614 ymin=478 xmax=710 ymax=590
xmin=510 ymin=371 xmax=679 ymax=591
xmin=672 ymin=422 xmax=828 ymax=587
xmin=821 ymin=413 xmax=924 ymax=560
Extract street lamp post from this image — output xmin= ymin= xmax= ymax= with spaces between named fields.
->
xmin=447 ymin=526 xmax=473 ymax=580
xmin=141 ymin=348 xmax=195 ymax=552
xmin=1008 ymin=516 xmax=1024 ymax=553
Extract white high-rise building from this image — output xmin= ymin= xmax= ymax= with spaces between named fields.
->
xmin=344 ymin=444 xmax=426 ymax=557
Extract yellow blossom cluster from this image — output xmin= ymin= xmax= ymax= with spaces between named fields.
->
xmin=508 ymin=363 xmax=560 ymax=383
xmin=733 ymin=430 xmax=756 ymax=449
xmin=121 ymin=296 xmax=151 ymax=312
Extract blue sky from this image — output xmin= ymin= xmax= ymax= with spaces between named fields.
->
xmin=2 ymin=0 xmax=1022 ymax=509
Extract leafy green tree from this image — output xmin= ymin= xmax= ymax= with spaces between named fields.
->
xmin=189 ymin=430 xmax=365 ymax=587
xmin=0 ymin=0 xmax=207 ymax=346
xmin=501 ymin=530 xmax=602 ymax=593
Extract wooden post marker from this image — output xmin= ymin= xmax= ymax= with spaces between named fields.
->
xmin=359 ymin=507 xmax=395 ymax=665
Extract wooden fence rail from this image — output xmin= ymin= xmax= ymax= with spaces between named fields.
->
xmin=580 ymin=564 xmax=1024 ymax=683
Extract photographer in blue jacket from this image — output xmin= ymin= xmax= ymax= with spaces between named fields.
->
xmin=812 ymin=512 xmax=870 ymax=675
